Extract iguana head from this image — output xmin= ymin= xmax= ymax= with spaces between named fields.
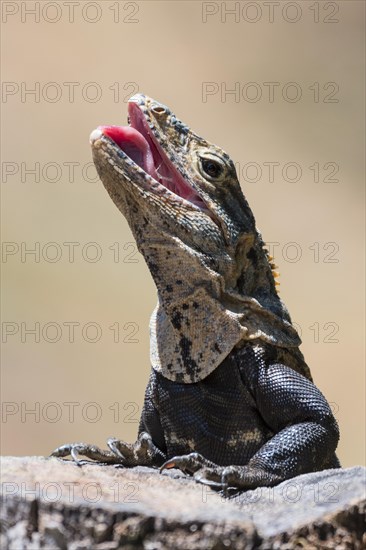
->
xmin=90 ymin=95 xmax=255 ymax=257
xmin=91 ymin=94 xmax=300 ymax=383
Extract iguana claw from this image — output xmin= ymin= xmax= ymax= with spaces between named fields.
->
xmin=51 ymin=432 xmax=166 ymax=467
xmin=160 ymin=452 xmax=218 ymax=476
xmin=160 ymin=452 xmax=283 ymax=491
xmin=50 ymin=442 xmax=118 ymax=465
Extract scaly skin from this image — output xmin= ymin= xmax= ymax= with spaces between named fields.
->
xmin=51 ymin=95 xmax=339 ymax=491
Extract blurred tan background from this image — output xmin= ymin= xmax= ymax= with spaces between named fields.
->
xmin=1 ymin=1 xmax=364 ymax=468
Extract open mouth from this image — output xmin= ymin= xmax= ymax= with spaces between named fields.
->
xmin=95 ymin=102 xmax=206 ymax=211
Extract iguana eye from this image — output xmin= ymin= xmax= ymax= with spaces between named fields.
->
xmin=201 ymin=158 xmax=223 ymax=179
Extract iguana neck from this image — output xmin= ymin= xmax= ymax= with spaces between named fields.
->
xmin=132 ymin=224 xmax=298 ymax=384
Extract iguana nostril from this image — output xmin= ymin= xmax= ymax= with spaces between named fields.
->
xmin=152 ymin=105 xmax=166 ymax=114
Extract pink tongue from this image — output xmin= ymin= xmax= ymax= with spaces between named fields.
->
xmin=100 ymin=125 xmax=158 ymax=179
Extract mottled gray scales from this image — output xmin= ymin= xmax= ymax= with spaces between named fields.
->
xmin=51 ymin=95 xmax=339 ymax=490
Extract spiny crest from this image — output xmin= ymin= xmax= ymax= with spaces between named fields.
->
xmin=263 ymin=246 xmax=280 ymax=290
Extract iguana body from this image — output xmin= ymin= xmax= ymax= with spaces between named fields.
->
xmin=52 ymin=95 xmax=339 ymax=490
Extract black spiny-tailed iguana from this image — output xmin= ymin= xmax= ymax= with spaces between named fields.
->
xmin=52 ymin=94 xmax=340 ymax=490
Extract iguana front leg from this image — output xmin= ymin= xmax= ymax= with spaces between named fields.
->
xmin=51 ymin=432 xmax=166 ymax=467
xmin=161 ymin=364 xmax=340 ymax=490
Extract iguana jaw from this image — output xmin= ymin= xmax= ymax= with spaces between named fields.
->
xmin=90 ymin=99 xmax=213 ymax=219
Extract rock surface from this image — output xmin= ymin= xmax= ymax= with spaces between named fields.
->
xmin=0 ymin=456 xmax=365 ymax=549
